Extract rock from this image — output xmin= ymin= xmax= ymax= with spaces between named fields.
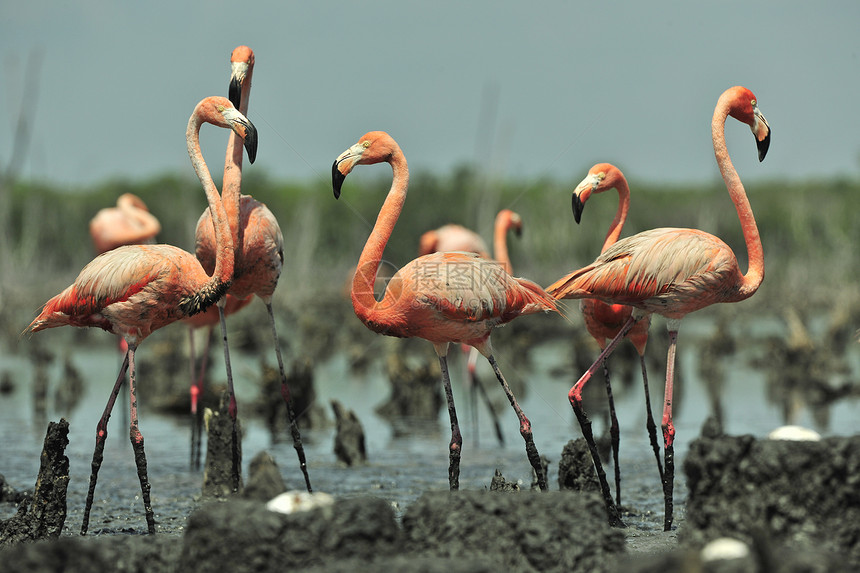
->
xmin=0 ymin=419 xmax=69 ymax=546
xmin=558 ymin=438 xmax=600 ymax=493
xmin=682 ymin=432 xmax=860 ymax=568
xmin=331 ymin=400 xmax=367 ymax=466
xmin=178 ymin=496 xmax=402 ymax=572
xmin=489 ymin=469 xmax=520 ymax=492
xmin=242 ymin=451 xmax=287 ymax=502
xmin=403 ymin=490 xmax=625 ymax=573
xmin=202 ymin=392 xmax=243 ymax=498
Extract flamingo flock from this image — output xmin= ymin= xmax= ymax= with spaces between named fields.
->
xmin=24 ymin=43 xmax=771 ymax=535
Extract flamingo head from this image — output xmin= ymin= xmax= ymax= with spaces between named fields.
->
xmin=332 ymin=131 xmax=398 ymax=199
xmin=725 ymin=86 xmax=770 ymax=162
xmin=202 ymin=96 xmax=258 ymax=163
xmin=498 ymin=209 xmax=523 ymax=238
xmin=571 ymin=163 xmax=625 ymax=223
xmin=228 ymin=46 xmax=255 ymax=110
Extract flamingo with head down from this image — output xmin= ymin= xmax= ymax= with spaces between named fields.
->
xmin=546 ymin=86 xmax=770 ymax=530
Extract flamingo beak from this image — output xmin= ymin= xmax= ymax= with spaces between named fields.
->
xmin=239 ymin=119 xmax=258 ymax=164
xmin=514 ymin=225 xmax=522 ymax=239
xmin=753 ymin=106 xmax=770 ymax=162
xmin=332 ymin=144 xmax=364 ymax=199
xmin=332 ymin=161 xmax=346 ymax=199
xmin=228 ymin=61 xmax=249 ymax=110
xmin=572 ymin=193 xmax=585 ymax=224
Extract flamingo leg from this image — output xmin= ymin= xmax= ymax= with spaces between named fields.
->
xmin=189 ymin=326 xmax=213 ymax=471
xmin=265 ymin=301 xmax=313 ymax=493
xmin=81 ymin=350 xmax=129 ymax=535
xmin=436 ymin=348 xmax=462 ymax=490
xmin=127 ymin=346 xmax=156 ymax=534
xmin=466 ymin=348 xmax=479 ymax=448
xmin=468 ymin=347 xmax=505 ymax=446
xmin=601 ymin=358 xmax=621 ymax=506
xmin=639 ymin=353 xmax=664 ymax=481
xmin=569 ymin=315 xmax=634 ymax=527
xmin=661 ymin=328 xmax=679 ymax=532
xmin=217 ymin=304 xmax=241 ymax=494
xmin=486 ymin=355 xmax=547 ymax=491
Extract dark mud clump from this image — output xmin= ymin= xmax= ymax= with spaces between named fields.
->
xmin=331 ymin=399 xmax=367 ymax=466
xmin=201 ymin=392 xmax=243 ymax=498
xmin=404 ymin=490 xmax=625 ymax=573
xmin=681 ymin=430 xmax=860 ymax=568
xmin=557 ymin=437 xmax=600 ymax=493
xmin=0 ymin=418 xmax=70 ymax=547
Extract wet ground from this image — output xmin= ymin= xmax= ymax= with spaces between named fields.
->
xmin=1 ymin=312 xmax=859 ymax=571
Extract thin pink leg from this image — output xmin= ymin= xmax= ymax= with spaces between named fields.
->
xmin=81 ymin=350 xmax=129 ymax=535
xmin=601 ymin=359 xmax=621 ymax=506
xmin=661 ymin=328 xmax=679 ymax=531
xmin=486 ymin=355 xmax=546 ymax=491
xmin=189 ymin=326 xmax=213 ymax=471
xmin=217 ymin=304 xmax=241 ymax=494
xmin=266 ymin=301 xmax=313 ymax=493
xmin=127 ymin=346 xmax=155 ymax=534
xmin=437 ymin=353 xmax=462 ymax=490
xmin=639 ymin=353 xmax=664 ymax=481
xmin=569 ymin=315 xmax=634 ymax=528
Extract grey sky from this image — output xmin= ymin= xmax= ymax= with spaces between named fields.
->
xmin=2 ymin=1 xmax=858 ymax=188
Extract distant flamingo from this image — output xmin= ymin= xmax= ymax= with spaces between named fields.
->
xmin=184 ymin=293 xmax=252 ymax=470
xmin=194 ymin=45 xmax=312 ymax=492
xmin=26 ymin=96 xmax=257 ymax=534
xmin=89 ymin=193 xmax=161 ymax=255
xmin=572 ymin=163 xmax=662 ymax=507
xmin=418 ymin=209 xmax=524 ymax=445
xmin=332 ymin=131 xmax=558 ymax=490
xmin=546 ymin=86 xmax=770 ymax=530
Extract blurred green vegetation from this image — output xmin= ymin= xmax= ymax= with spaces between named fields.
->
xmin=1 ymin=167 xmax=859 ymax=349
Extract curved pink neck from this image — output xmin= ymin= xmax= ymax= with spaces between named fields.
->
xmin=493 ymin=214 xmax=514 ymax=274
xmin=602 ymin=173 xmax=630 ymax=253
xmin=712 ymin=93 xmax=764 ymax=300
xmin=223 ymin=63 xmax=253 ymax=247
xmin=351 ymin=152 xmax=409 ymax=321
xmin=187 ymin=113 xmax=234 ymax=285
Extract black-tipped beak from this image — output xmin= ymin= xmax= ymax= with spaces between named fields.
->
xmin=514 ymin=226 xmax=522 ymax=239
xmin=572 ymin=193 xmax=584 ymax=224
xmin=757 ymin=128 xmax=770 ymax=162
xmin=228 ymin=77 xmax=242 ymax=110
xmin=332 ymin=161 xmax=345 ymax=199
xmin=241 ymin=120 xmax=258 ymax=164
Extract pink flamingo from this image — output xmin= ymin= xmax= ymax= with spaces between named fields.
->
xmin=193 ymin=46 xmax=312 ymax=492
xmin=546 ymin=86 xmax=770 ymax=529
xmin=572 ymin=163 xmax=662 ymax=507
xmin=418 ymin=209 xmax=524 ymax=444
xmin=332 ymin=131 xmax=558 ymax=490
xmin=26 ymin=96 xmax=257 ymax=534
xmin=89 ymin=193 xmax=161 ymax=255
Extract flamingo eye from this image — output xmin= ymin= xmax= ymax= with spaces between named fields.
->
xmin=750 ymin=99 xmax=756 ymax=106
xmin=362 ymin=141 xmax=371 ymax=148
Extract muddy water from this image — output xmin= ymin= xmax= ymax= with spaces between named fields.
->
xmin=2 ymin=317 xmax=859 ymax=542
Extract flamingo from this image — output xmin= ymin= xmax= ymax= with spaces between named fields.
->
xmin=184 ymin=293 xmax=252 ymax=470
xmin=26 ymin=96 xmax=257 ymax=534
xmin=193 ymin=45 xmax=313 ymax=493
xmin=546 ymin=86 xmax=770 ymax=530
xmin=332 ymin=131 xmax=558 ymax=490
xmin=418 ymin=209 xmax=524 ymax=445
xmin=89 ymin=193 xmax=161 ymax=255
xmin=572 ymin=163 xmax=663 ymax=507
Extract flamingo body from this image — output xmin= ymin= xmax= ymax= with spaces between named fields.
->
xmin=89 ymin=193 xmax=161 ymax=255
xmin=418 ymin=225 xmax=491 ymax=260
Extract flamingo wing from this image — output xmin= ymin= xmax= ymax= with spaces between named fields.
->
xmin=548 ymin=228 xmax=740 ymax=313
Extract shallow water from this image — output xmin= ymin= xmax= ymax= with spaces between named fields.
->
xmin=2 ymin=316 xmax=859 ymax=539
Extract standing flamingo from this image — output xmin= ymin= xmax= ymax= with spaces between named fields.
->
xmin=332 ymin=131 xmax=557 ymax=490
xmin=418 ymin=209 xmax=524 ymax=445
xmin=89 ymin=193 xmax=161 ymax=255
xmin=193 ymin=45 xmax=313 ymax=492
xmin=546 ymin=86 xmax=770 ymax=530
xmin=572 ymin=163 xmax=662 ymax=507
xmin=26 ymin=96 xmax=257 ymax=534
